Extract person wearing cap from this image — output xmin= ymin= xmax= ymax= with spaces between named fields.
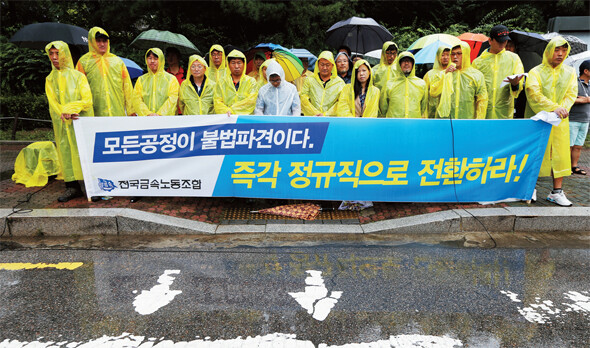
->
xmin=76 ymin=27 xmax=135 ymax=116
xmin=569 ymin=59 xmax=590 ymax=176
xmin=255 ymin=61 xmax=301 ymax=116
xmin=214 ymin=49 xmax=258 ymax=115
xmin=300 ymin=51 xmax=345 ymax=116
xmin=335 ymin=51 xmax=352 ymax=84
xmin=247 ymin=51 xmax=266 ymax=82
xmin=132 ymin=48 xmax=179 ymax=116
xmin=525 ymin=37 xmax=578 ymax=206
xmin=373 ymin=41 xmax=399 ymax=92
xmin=336 ymin=59 xmax=380 ymax=117
xmin=473 ymin=25 xmax=525 ymax=119
xmin=380 ymin=52 xmax=427 ymax=118
xmin=206 ymin=45 xmax=227 ymax=83
xmin=45 ymin=41 xmax=94 ymax=202
xmin=423 ymin=46 xmax=451 ymax=118
xmin=179 ymin=55 xmax=216 ymax=115
xmin=430 ymin=42 xmax=488 ymax=119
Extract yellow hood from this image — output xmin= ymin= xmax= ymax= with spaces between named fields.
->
xmin=379 ymin=41 xmax=398 ymax=66
xmin=542 ymin=36 xmax=571 ymax=68
xmin=145 ymin=47 xmax=165 ymax=75
xmin=350 ymin=59 xmax=374 ymax=87
xmin=453 ymin=41 xmax=472 ymax=70
xmin=396 ymin=51 xmax=416 ymax=77
xmin=208 ymin=44 xmax=226 ymax=70
xmin=87 ymin=27 xmax=111 ymax=56
xmin=45 ymin=40 xmax=74 ymax=70
xmin=226 ymin=49 xmax=248 ymax=78
xmin=187 ymin=54 xmax=208 ymax=73
xmin=433 ymin=45 xmax=451 ymax=70
xmin=314 ymin=51 xmax=338 ymax=79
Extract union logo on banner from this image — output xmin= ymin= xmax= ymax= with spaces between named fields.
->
xmin=98 ymin=178 xmax=117 ymax=192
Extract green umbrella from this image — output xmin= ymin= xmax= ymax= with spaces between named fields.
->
xmin=272 ymin=49 xmax=304 ymax=82
xmin=130 ymin=29 xmax=200 ymax=55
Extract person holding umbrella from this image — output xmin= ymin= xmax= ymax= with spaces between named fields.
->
xmin=335 ymin=51 xmax=353 ymax=84
xmin=214 ymin=49 xmax=258 ymax=115
xmin=255 ymin=61 xmax=301 ymax=116
xmin=525 ymin=37 xmax=578 ymax=206
xmin=472 ymin=25 xmax=525 ymax=119
xmin=336 ymin=59 xmax=380 ymax=117
xmin=300 ymin=51 xmax=345 ymax=116
xmin=45 ymin=41 xmax=94 ymax=202
xmin=179 ymin=55 xmax=216 ymax=115
xmin=373 ymin=41 xmax=399 ymax=92
xmin=379 ymin=52 xmax=427 ymax=118
xmin=76 ymin=27 xmax=135 ymax=116
xmin=132 ymin=48 xmax=179 ymax=116
xmin=206 ymin=44 xmax=227 ymax=83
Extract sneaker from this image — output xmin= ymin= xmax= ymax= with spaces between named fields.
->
xmin=532 ymin=189 xmax=537 ymax=202
xmin=546 ymin=191 xmax=572 ymax=207
xmin=58 ymin=187 xmax=84 ymax=202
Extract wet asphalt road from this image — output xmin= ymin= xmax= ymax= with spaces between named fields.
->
xmin=1 ymin=244 xmax=589 ymax=347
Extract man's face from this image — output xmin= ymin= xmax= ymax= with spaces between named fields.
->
xmin=147 ymin=54 xmax=159 ymax=73
xmin=211 ymin=50 xmax=223 ymax=68
xmin=356 ymin=64 xmax=369 ymax=84
xmin=318 ymin=58 xmax=333 ymax=79
xmin=489 ymin=38 xmax=507 ymax=53
xmin=506 ymin=41 xmax=516 ymax=53
xmin=400 ymin=58 xmax=413 ymax=74
xmin=385 ymin=50 xmax=397 ymax=64
xmin=229 ymin=58 xmax=244 ymax=78
xmin=254 ymin=56 xmax=264 ymax=70
xmin=440 ymin=50 xmax=450 ymax=67
xmin=451 ymin=47 xmax=463 ymax=69
xmin=167 ymin=52 xmax=179 ymax=66
xmin=49 ymin=48 xmax=60 ymax=69
xmin=301 ymin=58 xmax=309 ymax=71
xmin=336 ymin=55 xmax=349 ymax=74
xmin=96 ymin=37 xmax=108 ymax=55
xmin=190 ymin=61 xmax=206 ymax=79
xmin=269 ymin=73 xmax=281 ymax=88
xmin=551 ymin=45 xmax=568 ymax=67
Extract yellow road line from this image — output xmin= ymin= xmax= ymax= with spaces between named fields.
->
xmin=0 ymin=262 xmax=83 ymax=270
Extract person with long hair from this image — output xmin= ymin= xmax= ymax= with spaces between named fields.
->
xmin=336 ymin=59 xmax=380 ymax=117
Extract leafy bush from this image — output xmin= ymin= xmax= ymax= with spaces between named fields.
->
xmin=0 ymin=36 xmax=50 ymax=95
xmin=0 ymin=93 xmax=50 ymax=131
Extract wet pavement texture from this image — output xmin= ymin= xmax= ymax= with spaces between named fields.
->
xmin=2 ymin=143 xmax=589 ymax=225
xmin=0 ymin=245 xmax=589 ymax=347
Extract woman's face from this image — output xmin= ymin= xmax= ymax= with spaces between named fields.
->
xmin=356 ymin=64 xmax=370 ymax=84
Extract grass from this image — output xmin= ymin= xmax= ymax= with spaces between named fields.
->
xmin=0 ymin=128 xmax=54 ymax=141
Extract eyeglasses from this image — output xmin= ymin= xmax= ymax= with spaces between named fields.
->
xmin=191 ymin=64 xmax=204 ymax=70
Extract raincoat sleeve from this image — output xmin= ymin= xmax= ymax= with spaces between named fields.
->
xmin=213 ymin=82 xmax=231 ymax=114
xmin=300 ymin=79 xmax=321 ymax=116
xmin=230 ymin=79 xmax=257 ymax=115
xmin=156 ymin=77 xmax=179 ymax=116
xmin=254 ymin=87 xmax=265 ymax=115
xmin=510 ymin=58 xmax=525 ymax=99
xmin=132 ymin=78 xmax=152 ymax=116
xmin=526 ymin=69 xmax=577 ymax=114
xmin=378 ymin=83 xmax=390 ymax=117
xmin=429 ymin=70 xmax=446 ymax=98
xmin=474 ymin=75 xmax=488 ymax=119
xmin=122 ymin=66 xmax=135 ymax=115
xmin=336 ymin=85 xmax=354 ymax=117
xmin=420 ymin=88 xmax=428 ymax=118
xmin=45 ymin=77 xmax=63 ymax=118
xmin=290 ymin=88 xmax=301 ymax=116
xmin=325 ymin=98 xmax=339 ymax=117
xmin=47 ymin=74 xmax=93 ymax=115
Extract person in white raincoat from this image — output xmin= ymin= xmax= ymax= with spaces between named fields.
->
xmin=254 ymin=61 xmax=301 ymax=116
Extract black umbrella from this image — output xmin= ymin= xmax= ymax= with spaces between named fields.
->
xmin=509 ymin=30 xmax=548 ymax=72
xmin=9 ymin=22 xmax=89 ymax=50
xmin=325 ymin=16 xmax=393 ymax=54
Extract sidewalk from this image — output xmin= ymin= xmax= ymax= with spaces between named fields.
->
xmin=1 ymin=141 xmax=589 ymax=236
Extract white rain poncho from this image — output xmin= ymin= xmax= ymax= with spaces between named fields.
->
xmin=255 ymin=61 xmax=301 ymax=116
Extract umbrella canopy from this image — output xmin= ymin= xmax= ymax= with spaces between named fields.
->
xmin=509 ymin=30 xmax=547 ymax=72
xmin=325 ymin=16 xmax=393 ymax=54
xmin=120 ymin=57 xmax=143 ymax=79
xmin=565 ymin=50 xmax=590 ymax=73
xmin=408 ymin=34 xmax=462 ymax=52
xmin=272 ymin=49 xmax=304 ymax=82
xmin=290 ymin=48 xmax=318 ymax=71
xmin=255 ymin=203 xmax=321 ymax=220
xmin=542 ymin=32 xmax=588 ymax=55
xmin=10 ymin=22 xmax=89 ymax=50
xmin=130 ymin=29 xmax=200 ymax=55
xmin=412 ymin=41 xmax=452 ymax=65
xmin=458 ymin=32 xmax=490 ymax=62
xmin=245 ymin=43 xmax=289 ymax=74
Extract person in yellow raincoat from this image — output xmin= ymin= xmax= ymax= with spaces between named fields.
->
xmin=179 ymin=55 xmax=216 ymax=115
xmin=45 ymin=41 xmax=94 ymax=202
xmin=293 ymin=57 xmax=313 ymax=92
xmin=247 ymin=51 xmax=266 ymax=81
xmin=213 ymin=49 xmax=258 ymax=115
xmin=206 ymin=44 xmax=226 ymax=83
xmin=423 ymin=46 xmax=451 ymax=118
xmin=373 ymin=41 xmax=399 ymax=92
xmin=300 ymin=51 xmax=345 ymax=116
xmin=336 ymin=59 xmax=380 ymax=117
xmin=525 ymin=36 xmax=578 ymax=206
xmin=430 ymin=42 xmax=488 ymax=119
xmin=132 ymin=48 xmax=179 ymax=116
xmin=472 ymin=25 xmax=525 ymax=119
xmin=379 ymin=52 xmax=428 ymax=118
xmin=76 ymin=27 xmax=135 ymax=116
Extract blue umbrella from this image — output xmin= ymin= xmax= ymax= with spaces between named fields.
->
xmin=412 ymin=41 xmax=452 ymax=65
xmin=290 ymin=48 xmax=317 ymax=72
xmin=121 ymin=57 xmax=143 ymax=79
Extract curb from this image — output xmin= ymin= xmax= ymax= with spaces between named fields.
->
xmin=2 ymin=207 xmax=590 ymax=237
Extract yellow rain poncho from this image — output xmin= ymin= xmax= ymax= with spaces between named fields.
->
xmin=12 ymin=141 xmax=62 ymax=187
xmin=336 ymin=59 xmax=380 ymax=117
xmin=213 ymin=50 xmax=258 ymax=115
xmin=373 ymin=41 xmax=399 ymax=91
xmin=44 ymin=41 xmax=94 ymax=182
xmin=525 ymin=37 xmax=578 ymax=178
xmin=380 ymin=52 xmax=428 ymax=118
xmin=179 ymin=55 xmax=216 ymax=115
xmin=431 ymin=42 xmax=488 ymax=119
xmin=206 ymin=44 xmax=227 ymax=83
xmin=423 ymin=46 xmax=450 ymax=118
xmin=473 ymin=45 xmax=524 ymax=119
xmin=293 ymin=69 xmax=313 ymax=92
xmin=76 ymin=27 xmax=134 ymax=116
xmin=300 ymin=51 xmax=345 ymax=116
xmin=132 ymin=48 xmax=179 ymax=116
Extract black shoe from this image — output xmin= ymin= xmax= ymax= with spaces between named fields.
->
xmin=58 ymin=188 xmax=84 ymax=202
xmin=91 ymin=196 xmax=102 ymax=202
xmin=130 ymin=196 xmax=141 ymax=203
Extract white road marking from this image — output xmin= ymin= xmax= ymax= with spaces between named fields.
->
xmin=133 ymin=270 xmax=182 ymax=315
xmin=288 ymin=270 xmax=342 ymax=321
xmin=500 ymin=290 xmax=590 ymax=324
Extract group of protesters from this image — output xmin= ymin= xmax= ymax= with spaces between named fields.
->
xmin=44 ymin=24 xmax=588 ymax=206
